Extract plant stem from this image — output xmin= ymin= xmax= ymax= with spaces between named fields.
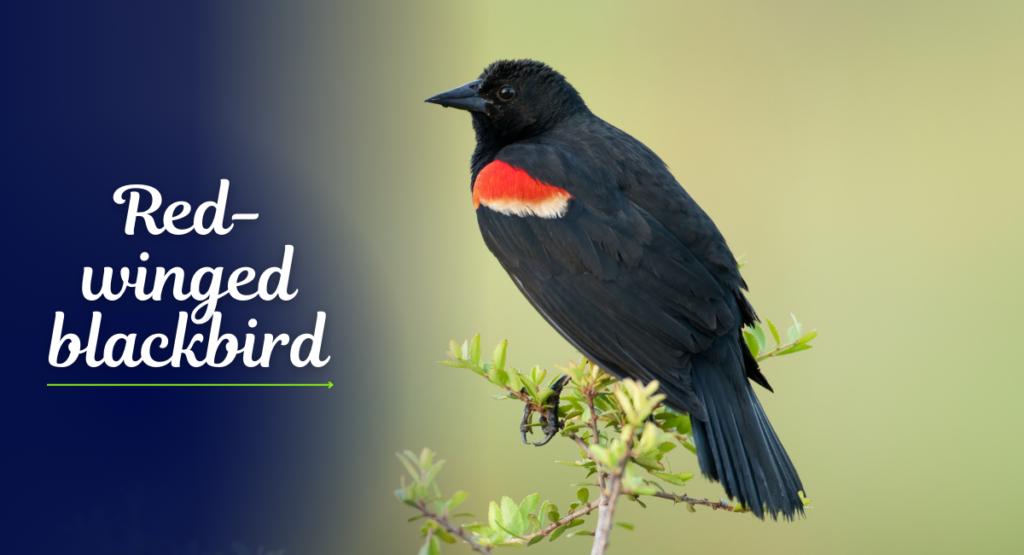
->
xmin=644 ymin=491 xmax=736 ymax=511
xmin=414 ymin=500 xmax=493 ymax=555
xmin=586 ymin=389 xmax=607 ymax=491
xmin=754 ymin=330 xmax=815 ymax=362
xmin=566 ymin=430 xmax=594 ymax=458
xmin=590 ymin=431 xmax=634 ymax=555
xmin=422 ymin=527 xmax=435 ymax=551
xmin=511 ymin=500 xmax=601 ymax=544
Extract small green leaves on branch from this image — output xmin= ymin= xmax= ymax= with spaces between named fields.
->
xmin=395 ymin=447 xmax=603 ymax=552
xmin=744 ymin=314 xmax=818 ymax=362
xmin=411 ymin=331 xmax=816 ymax=554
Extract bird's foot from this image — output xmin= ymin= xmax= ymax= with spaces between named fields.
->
xmin=520 ymin=374 xmax=571 ymax=447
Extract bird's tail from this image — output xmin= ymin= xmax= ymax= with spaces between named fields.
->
xmin=690 ymin=353 xmax=805 ymax=520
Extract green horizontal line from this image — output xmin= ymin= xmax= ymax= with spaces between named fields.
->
xmin=47 ymin=382 xmax=333 ymax=388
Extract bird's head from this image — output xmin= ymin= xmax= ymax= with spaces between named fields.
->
xmin=425 ymin=59 xmax=587 ymax=146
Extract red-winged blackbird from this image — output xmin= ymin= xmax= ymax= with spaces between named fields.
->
xmin=426 ymin=59 xmax=804 ymax=520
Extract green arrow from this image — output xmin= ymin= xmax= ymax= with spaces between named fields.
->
xmin=47 ymin=382 xmax=334 ymax=388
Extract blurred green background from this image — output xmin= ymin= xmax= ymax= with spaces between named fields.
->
xmin=213 ymin=1 xmax=1024 ymax=553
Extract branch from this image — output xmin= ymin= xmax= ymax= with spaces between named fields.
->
xmin=754 ymin=330 xmax=816 ymax=362
xmin=565 ymin=430 xmax=593 ymax=458
xmin=567 ymin=427 xmax=734 ymax=513
xmin=507 ymin=500 xmax=602 ymax=544
xmin=585 ymin=390 xmax=608 ymax=490
xmin=636 ymin=491 xmax=736 ymax=512
xmin=591 ymin=432 xmax=634 ymax=555
xmin=414 ymin=500 xmax=493 ymax=555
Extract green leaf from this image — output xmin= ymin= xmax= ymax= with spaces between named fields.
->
xmin=675 ymin=415 xmax=691 ymax=435
xmin=518 ymin=373 xmax=539 ymax=398
xmin=750 ymin=324 xmax=767 ymax=352
xmin=449 ymin=490 xmax=467 ymax=510
xmin=566 ymin=518 xmax=585 ymax=529
xmin=589 ymin=444 xmax=615 ymax=467
xmin=531 ymin=365 xmax=547 ymax=387
xmin=449 ymin=340 xmax=463 ymax=360
xmin=396 ymin=452 xmax=419 ymax=480
xmin=536 ymin=388 xmax=555 ymax=406
xmin=615 ymin=522 xmax=634 ymax=530
xmin=501 ymin=496 xmax=527 ymax=536
xmin=651 ymin=471 xmax=694 ymax=486
xmin=766 ymin=318 xmax=781 ymax=345
xmin=797 ymin=330 xmax=817 ymax=345
xmin=470 ymin=334 xmax=482 ymax=365
xmin=429 ymin=534 xmax=441 ymax=555
xmin=576 ymin=488 xmax=590 ymax=504
xmin=497 ymin=523 xmax=525 ymax=541
xmin=488 ymin=501 xmax=502 ymax=534
xmin=492 ymin=340 xmax=508 ymax=371
xmin=461 ymin=359 xmax=487 ymax=377
xmin=519 ymin=493 xmax=540 ymax=524
xmin=546 ymin=504 xmax=560 ymax=524
xmin=437 ymin=360 xmax=463 ymax=368
xmin=787 ymin=314 xmax=803 ymax=342
xmin=657 ymin=441 xmax=677 ymax=454
xmin=418 ymin=447 xmax=433 ymax=469
xmin=528 ymin=535 xmax=544 ymax=546
xmin=508 ymin=372 xmax=523 ymax=392
xmin=593 ymin=395 xmax=614 ymax=412
xmin=548 ymin=525 xmax=567 ymax=541
xmin=632 ymin=455 xmax=664 ymax=471
xmin=527 ymin=514 xmax=541 ymax=531
xmin=777 ymin=344 xmax=812 ymax=356
xmin=685 ymin=502 xmax=696 ymax=513
xmin=394 ymin=488 xmax=409 ymax=504
xmin=435 ymin=528 xmax=456 ymax=544
xmin=488 ymin=365 xmax=509 ymax=387
xmin=743 ymin=330 xmax=760 ymax=358
xmin=422 ymin=460 xmax=444 ymax=487
xmin=463 ymin=523 xmax=492 ymax=534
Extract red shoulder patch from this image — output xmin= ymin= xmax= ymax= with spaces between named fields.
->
xmin=473 ymin=160 xmax=573 ymax=218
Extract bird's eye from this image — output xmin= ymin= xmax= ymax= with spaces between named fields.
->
xmin=497 ymin=85 xmax=516 ymax=101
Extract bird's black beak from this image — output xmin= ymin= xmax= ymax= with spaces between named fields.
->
xmin=424 ymin=80 xmax=487 ymax=113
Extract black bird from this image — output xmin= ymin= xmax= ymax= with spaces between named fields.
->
xmin=426 ymin=59 xmax=804 ymax=520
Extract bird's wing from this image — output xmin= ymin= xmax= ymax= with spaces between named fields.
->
xmin=474 ymin=141 xmax=740 ymax=419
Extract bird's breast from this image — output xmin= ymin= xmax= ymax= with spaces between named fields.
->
xmin=473 ymin=160 xmax=573 ymax=219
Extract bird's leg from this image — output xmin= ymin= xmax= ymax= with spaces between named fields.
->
xmin=520 ymin=399 xmax=533 ymax=444
xmin=531 ymin=374 xmax=571 ymax=447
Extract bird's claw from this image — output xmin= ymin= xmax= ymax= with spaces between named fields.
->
xmin=520 ymin=375 xmax=571 ymax=447
xmin=520 ymin=400 xmax=532 ymax=444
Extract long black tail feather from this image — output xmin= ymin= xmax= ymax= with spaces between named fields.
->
xmin=689 ymin=352 xmax=804 ymax=520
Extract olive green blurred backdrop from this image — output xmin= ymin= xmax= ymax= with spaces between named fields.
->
xmin=212 ymin=1 xmax=1023 ymax=553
